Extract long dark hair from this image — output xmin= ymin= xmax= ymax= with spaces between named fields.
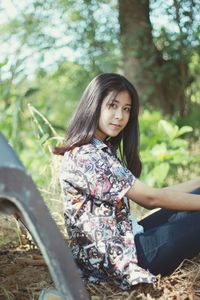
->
xmin=54 ymin=73 xmax=142 ymax=177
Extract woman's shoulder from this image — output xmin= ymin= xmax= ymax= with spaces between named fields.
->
xmin=61 ymin=143 xmax=105 ymax=174
xmin=63 ymin=143 xmax=102 ymax=161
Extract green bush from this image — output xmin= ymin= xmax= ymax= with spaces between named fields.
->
xmin=140 ymin=111 xmax=200 ymax=187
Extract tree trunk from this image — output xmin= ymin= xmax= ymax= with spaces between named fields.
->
xmin=118 ymin=0 xmax=187 ymax=116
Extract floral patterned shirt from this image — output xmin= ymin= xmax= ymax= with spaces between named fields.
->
xmin=60 ymin=138 xmax=155 ymax=289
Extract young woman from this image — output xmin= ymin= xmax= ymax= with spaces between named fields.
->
xmin=54 ymin=73 xmax=200 ymax=290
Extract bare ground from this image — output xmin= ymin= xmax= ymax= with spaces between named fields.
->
xmin=1 ymin=243 xmax=200 ymax=299
xmin=1 ymin=217 xmax=200 ymax=300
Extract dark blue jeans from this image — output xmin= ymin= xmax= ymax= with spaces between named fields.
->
xmin=134 ymin=188 xmax=200 ymax=276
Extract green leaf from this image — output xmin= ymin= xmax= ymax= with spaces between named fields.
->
xmin=24 ymin=88 xmax=39 ymax=98
xmin=148 ymin=163 xmax=170 ymax=187
xmin=158 ymin=120 xmax=175 ymax=138
xmin=170 ymin=138 xmax=188 ymax=149
xmin=178 ymin=126 xmax=193 ymax=136
xmin=151 ymin=143 xmax=168 ymax=161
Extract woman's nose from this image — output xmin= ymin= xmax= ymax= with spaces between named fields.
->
xmin=115 ymin=109 xmax=123 ymax=119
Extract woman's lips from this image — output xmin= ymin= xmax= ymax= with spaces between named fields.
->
xmin=110 ymin=123 xmax=122 ymax=129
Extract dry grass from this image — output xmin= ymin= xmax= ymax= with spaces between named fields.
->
xmin=87 ymin=259 xmax=200 ymax=299
xmin=1 ymin=237 xmax=200 ymax=300
xmin=1 ymin=218 xmax=200 ymax=300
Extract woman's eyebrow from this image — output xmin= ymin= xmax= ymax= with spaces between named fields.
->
xmin=109 ymin=99 xmax=132 ymax=106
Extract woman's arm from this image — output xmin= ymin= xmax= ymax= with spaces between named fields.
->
xmin=164 ymin=177 xmax=200 ymax=192
xmin=126 ymin=179 xmax=200 ymax=211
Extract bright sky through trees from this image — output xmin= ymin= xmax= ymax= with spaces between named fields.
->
xmin=0 ymin=0 xmax=178 ymax=79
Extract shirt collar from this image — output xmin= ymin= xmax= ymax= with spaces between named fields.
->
xmin=91 ymin=138 xmax=116 ymax=155
xmin=91 ymin=138 xmax=108 ymax=150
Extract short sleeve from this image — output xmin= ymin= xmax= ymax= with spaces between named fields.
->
xmin=60 ymin=146 xmax=135 ymax=204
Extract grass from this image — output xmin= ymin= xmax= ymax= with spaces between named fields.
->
xmin=86 ymin=257 xmax=200 ymax=299
xmin=0 ymin=286 xmax=15 ymax=300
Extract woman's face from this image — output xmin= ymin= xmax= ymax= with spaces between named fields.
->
xmin=95 ymin=90 xmax=132 ymax=141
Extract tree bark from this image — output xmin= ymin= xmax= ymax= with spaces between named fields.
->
xmin=118 ymin=0 xmax=188 ymax=115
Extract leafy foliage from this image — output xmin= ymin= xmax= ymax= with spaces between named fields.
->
xmin=0 ymin=0 xmax=199 ymax=192
xmin=140 ymin=111 xmax=199 ymax=187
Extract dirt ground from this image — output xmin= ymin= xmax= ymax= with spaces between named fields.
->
xmin=1 ymin=243 xmax=200 ymax=300
xmin=0 ymin=243 xmax=53 ymax=300
xmin=1 ymin=217 xmax=200 ymax=300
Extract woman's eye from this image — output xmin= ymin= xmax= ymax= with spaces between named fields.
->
xmin=124 ymin=107 xmax=130 ymax=112
xmin=108 ymin=103 xmax=117 ymax=109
